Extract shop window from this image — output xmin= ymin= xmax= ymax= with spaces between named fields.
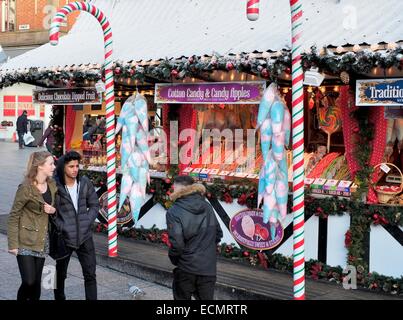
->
xmin=2 ymin=0 xmax=16 ymax=32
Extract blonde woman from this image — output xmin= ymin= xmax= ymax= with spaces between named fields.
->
xmin=7 ymin=151 xmax=57 ymax=301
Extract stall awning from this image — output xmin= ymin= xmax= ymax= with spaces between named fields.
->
xmin=1 ymin=0 xmax=403 ymax=71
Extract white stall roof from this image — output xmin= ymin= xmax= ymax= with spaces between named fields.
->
xmin=1 ymin=0 xmax=402 ymax=71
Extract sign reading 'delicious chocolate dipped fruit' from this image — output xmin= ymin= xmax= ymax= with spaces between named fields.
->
xmin=33 ymin=87 xmax=101 ymax=105
xmin=356 ymin=78 xmax=403 ymax=106
xmin=229 ymin=209 xmax=284 ymax=250
xmin=154 ymin=81 xmax=266 ymax=104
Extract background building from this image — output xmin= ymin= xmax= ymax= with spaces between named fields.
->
xmin=0 ymin=0 xmax=79 ymax=141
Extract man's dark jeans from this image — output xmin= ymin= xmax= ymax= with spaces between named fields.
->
xmin=17 ymin=131 xmax=25 ymax=148
xmin=54 ymin=237 xmax=97 ymax=300
xmin=172 ymin=268 xmax=216 ymax=300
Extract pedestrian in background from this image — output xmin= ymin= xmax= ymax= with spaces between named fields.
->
xmin=38 ymin=122 xmax=58 ymax=153
xmin=7 ymin=151 xmax=57 ymax=300
xmin=16 ymin=110 xmax=28 ymax=149
xmin=166 ymin=175 xmax=223 ymax=300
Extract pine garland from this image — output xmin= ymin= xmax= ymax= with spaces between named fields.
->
xmin=1 ymin=46 xmax=402 ymax=88
xmin=350 ymin=108 xmax=375 ymax=200
xmin=50 ymin=106 xmax=64 ymax=158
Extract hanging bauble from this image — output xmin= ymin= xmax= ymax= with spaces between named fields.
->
xmin=171 ymin=69 xmax=179 ymax=78
xmin=114 ymin=67 xmax=121 ymax=75
xmin=340 ymin=71 xmax=350 ymax=84
xmin=226 ymin=62 xmax=234 ymax=71
xmin=308 ymin=97 xmax=315 ymax=110
xmin=129 ymin=68 xmax=135 ymax=76
xmin=261 ymin=68 xmax=269 ymax=78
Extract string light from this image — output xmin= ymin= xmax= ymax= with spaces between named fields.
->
xmin=283 ymin=87 xmax=289 ymax=94
xmin=333 ymin=86 xmax=340 ymax=92
xmin=387 ymin=42 xmax=397 ymax=50
xmin=370 ymin=43 xmax=380 ymax=51
xmin=336 ymin=46 xmax=344 ymax=54
xmin=307 ymin=86 xmax=313 ymax=93
xmin=320 ymin=86 xmax=326 ymax=93
xmin=353 ymin=44 xmax=361 ymax=52
xmin=262 ymin=51 xmax=270 ymax=59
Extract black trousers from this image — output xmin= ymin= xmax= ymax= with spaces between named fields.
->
xmin=17 ymin=131 xmax=25 ymax=148
xmin=54 ymin=237 xmax=97 ymax=300
xmin=172 ymin=268 xmax=216 ymax=300
xmin=16 ymin=255 xmax=45 ymax=301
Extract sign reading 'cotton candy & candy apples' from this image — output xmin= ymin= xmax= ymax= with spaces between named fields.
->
xmin=229 ymin=209 xmax=284 ymax=250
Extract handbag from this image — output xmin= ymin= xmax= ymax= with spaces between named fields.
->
xmin=48 ymin=218 xmax=70 ymax=260
xmin=23 ymin=131 xmax=35 ymax=145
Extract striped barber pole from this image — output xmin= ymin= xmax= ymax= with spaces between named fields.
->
xmin=245 ymin=0 xmax=305 ymax=299
xmin=49 ymin=1 xmax=118 ymax=257
xmin=290 ymin=0 xmax=305 ymax=300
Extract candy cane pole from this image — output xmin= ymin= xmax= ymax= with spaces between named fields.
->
xmin=50 ymin=1 xmax=118 ymax=257
xmin=290 ymin=0 xmax=305 ymax=300
xmin=246 ymin=0 xmax=260 ymax=21
xmin=245 ymin=0 xmax=305 ymax=299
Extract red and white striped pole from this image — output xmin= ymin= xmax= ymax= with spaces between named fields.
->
xmin=50 ymin=1 xmax=118 ymax=257
xmin=246 ymin=0 xmax=305 ymax=299
xmin=289 ymin=0 xmax=305 ymax=300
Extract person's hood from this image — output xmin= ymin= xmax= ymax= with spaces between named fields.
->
xmin=169 ymin=183 xmax=207 ymax=215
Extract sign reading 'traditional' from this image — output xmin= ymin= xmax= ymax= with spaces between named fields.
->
xmin=155 ymin=81 xmax=266 ymax=104
xmin=356 ymin=78 xmax=403 ymax=106
xmin=229 ymin=209 xmax=283 ymax=250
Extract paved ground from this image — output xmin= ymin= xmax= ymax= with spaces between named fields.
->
xmin=0 ymin=233 xmax=172 ymax=300
xmin=0 ymin=142 xmax=36 ymax=215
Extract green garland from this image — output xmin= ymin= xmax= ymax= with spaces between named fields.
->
xmin=1 ymin=46 xmax=402 ymax=88
xmin=350 ymin=108 xmax=375 ymax=200
xmin=50 ymin=106 xmax=64 ymax=158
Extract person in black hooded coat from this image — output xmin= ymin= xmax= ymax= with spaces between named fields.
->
xmin=166 ymin=175 xmax=223 ymax=300
xmin=53 ymin=151 xmax=99 ymax=300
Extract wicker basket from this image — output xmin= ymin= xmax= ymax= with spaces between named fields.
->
xmin=373 ymin=163 xmax=403 ymax=204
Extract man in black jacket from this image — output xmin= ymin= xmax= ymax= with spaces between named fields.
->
xmin=54 ymin=151 xmax=100 ymax=300
xmin=166 ymin=175 xmax=223 ymax=300
xmin=16 ymin=110 xmax=28 ymax=149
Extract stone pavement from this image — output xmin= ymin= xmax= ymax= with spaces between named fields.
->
xmin=0 ymin=233 xmax=172 ymax=300
xmin=0 ymin=142 xmax=36 ymax=215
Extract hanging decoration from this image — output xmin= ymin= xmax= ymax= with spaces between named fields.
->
xmin=256 ymin=84 xmax=290 ymax=233
xmin=116 ymin=93 xmax=151 ymax=224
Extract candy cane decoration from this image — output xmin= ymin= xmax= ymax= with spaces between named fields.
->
xmin=245 ymin=0 xmax=305 ymax=299
xmin=290 ymin=0 xmax=305 ymax=300
xmin=50 ymin=2 xmax=118 ymax=257
xmin=246 ymin=0 xmax=260 ymax=21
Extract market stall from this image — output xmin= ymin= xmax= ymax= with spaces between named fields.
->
xmin=0 ymin=0 xmax=402 ymax=292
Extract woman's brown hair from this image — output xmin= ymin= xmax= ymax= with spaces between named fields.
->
xmin=24 ymin=151 xmax=53 ymax=185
